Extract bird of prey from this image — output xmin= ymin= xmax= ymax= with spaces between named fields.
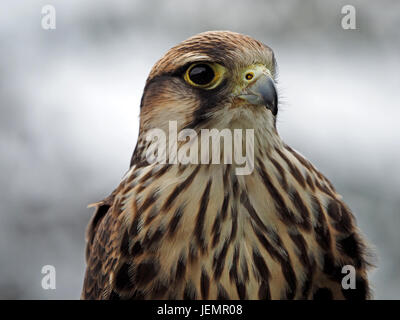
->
xmin=82 ymin=31 xmax=372 ymax=300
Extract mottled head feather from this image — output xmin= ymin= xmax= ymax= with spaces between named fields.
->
xmin=136 ymin=31 xmax=280 ymax=161
xmin=147 ymin=31 xmax=276 ymax=82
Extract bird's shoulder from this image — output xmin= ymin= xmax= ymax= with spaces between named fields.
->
xmin=82 ymin=169 xmax=138 ymax=299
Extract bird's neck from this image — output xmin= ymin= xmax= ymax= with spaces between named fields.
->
xmin=131 ymin=117 xmax=283 ymax=174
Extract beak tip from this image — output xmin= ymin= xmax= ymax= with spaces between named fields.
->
xmin=238 ymin=75 xmax=278 ymax=115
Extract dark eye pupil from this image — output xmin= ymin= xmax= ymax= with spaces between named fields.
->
xmin=189 ymin=64 xmax=215 ymax=85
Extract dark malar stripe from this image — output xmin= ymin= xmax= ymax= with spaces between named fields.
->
xmin=194 ymin=179 xmax=213 ymax=252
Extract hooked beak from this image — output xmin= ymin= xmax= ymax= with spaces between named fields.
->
xmin=237 ymin=74 xmax=278 ymax=115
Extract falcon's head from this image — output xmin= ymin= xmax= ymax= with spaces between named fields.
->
xmin=139 ymin=31 xmax=278 ymax=135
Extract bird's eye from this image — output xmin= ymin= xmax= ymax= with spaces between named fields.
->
xmin=184 ymin=63 xmax=224 ymax=89
xmin=245 ymin=72 xmax=254 ymax=80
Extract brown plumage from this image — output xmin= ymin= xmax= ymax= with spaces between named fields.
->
xmin=81 ymin=31 xmax=373 ymax=300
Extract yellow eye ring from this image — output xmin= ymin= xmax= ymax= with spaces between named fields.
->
xmin=184 ymin=62 xmax=225 ymax=89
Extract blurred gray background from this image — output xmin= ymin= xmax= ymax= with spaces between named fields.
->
xmin=0 ymin=0 xmax=399 ymax=299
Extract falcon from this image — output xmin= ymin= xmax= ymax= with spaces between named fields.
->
xmin=82 ymin=31 xmax=372 ymax=300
